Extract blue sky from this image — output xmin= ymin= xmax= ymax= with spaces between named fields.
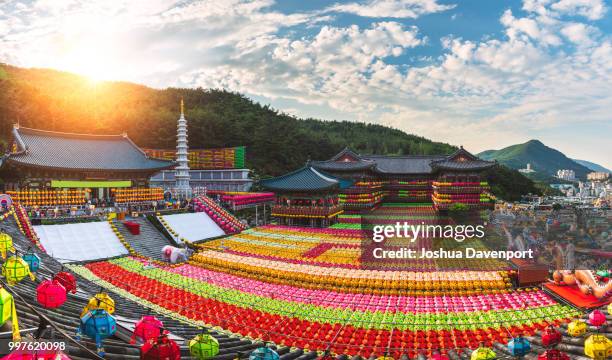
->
xmin=1 ymin=0 xmax=611 ymax=168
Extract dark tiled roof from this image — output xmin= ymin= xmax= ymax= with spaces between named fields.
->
xmin=7 ymin=126 xmax=175 ymax=172
xmin=312 ymin=148 xmax=494 ymax=175
xmin=431 ymin=159 xmax=496 ymax=171
xmin=363 ymin=155 xmax=447 ymax=174
xmin=260 ymin=167 xmax=349 ymax=192
xmin=310 ymin=159 xmax=376 ymax=171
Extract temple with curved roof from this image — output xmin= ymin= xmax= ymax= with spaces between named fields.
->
xmin=260 ymin=166 xmax=351 ymax=227
xmin=1 ymin=125 xmax=175 ymax=202
xmin=265 ymin=147 xmax=496 ymax=214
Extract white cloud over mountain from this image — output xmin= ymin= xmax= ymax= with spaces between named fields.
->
xmin=0 ymin=0 xmax=610 ymax=167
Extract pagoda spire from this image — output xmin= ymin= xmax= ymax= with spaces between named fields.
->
xmin=174 ymin=98 xmax=192 ymax=198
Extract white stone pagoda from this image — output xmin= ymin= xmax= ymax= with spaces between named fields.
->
xmin=174 ymin=98 xmax=192 ymax=198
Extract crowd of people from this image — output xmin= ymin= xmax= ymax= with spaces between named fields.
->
xmin=491 ymin=203 xmax=611 ymax=270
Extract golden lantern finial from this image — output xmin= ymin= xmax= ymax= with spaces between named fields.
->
xmin=180 ymin=98 xmax=184 ymax=116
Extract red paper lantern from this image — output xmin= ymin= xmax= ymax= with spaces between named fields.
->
xmin=131 ymin=315 xmax=164 ymax=344
xmin=140 ymin=334 xmax=181 ymax=360
xmin=53 ymin=271 xmax=77 ymax=294
xmin=541 ymin=326 xmax=562 ymax=348
xmin=37 ymin=280 xmax=67 ymax=308
xmin=537 ymin=349 xmax=570 ymax=360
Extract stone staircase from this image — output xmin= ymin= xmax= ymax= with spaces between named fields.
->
xmin=112 ymin=217 xmax=174 ymax=260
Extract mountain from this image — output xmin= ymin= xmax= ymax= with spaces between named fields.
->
xmin=0 ymin=63 xmax=538 ymax=200
xmin=572 ymin=159 xmax=610 ymax=173
xmin=478 ymin=140 xmax=592 ymax=180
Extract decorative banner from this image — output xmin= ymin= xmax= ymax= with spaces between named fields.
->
xmin=144 ymin=147 xmax=245 ymax=169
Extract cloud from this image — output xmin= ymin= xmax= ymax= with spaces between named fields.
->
xmin=550 ymin=0 xmax=607 ymax=20
xmin=326 ymin=0 xmax=455 ymax=19
xmin=1 ymin=0 xmax=611 ymax=167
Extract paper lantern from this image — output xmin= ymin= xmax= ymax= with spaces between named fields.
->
xmin=189 ymin=333 xmax=219 ymax=359
xmin=584 ymin=334 xmax=612 ymax=360
xmin=508 ymin=337 xmax=531 ymax=357
xmin=0 ymin=287 xmax=21 ymax=341
xmin=22 ymin=253 xmax=41 ymax=273
xmin=249 ymin=347 xmax=280 ymax=360
xmin=36 ymin=280 xmax=67 ymax=309
xmin=140 ymin=333 xmax=181 ymax=360
xmin=588 ymin=310 xmax=607 ymax=328
xmin=81 ymin=293 xmax=115 ymax=317
xmin=470 ymin=346 xmax=496 ymax=360
xmin=541 ymin=326 xmax=562 ymax=348
xmin=131 ymin=315 xmax=164 ymax=344
xmin=2 ymin=256 xmax=35 ymax=286
xmin=567 ymin=320 xmax=587 ymax=337
xmin=537 ymin=350 xmax=569 ymax=360
xmin=429 ymin=354 xmax=449 ymax=360
xmin=77 ymin=309 xmax=117 ymax=357
xmin=53 ymin=271 xmax=77 ymax=294
xmin=0 ymin=233 xmax=15 ymax=259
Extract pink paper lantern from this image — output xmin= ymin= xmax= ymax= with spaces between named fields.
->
xmin=37 ymin=279 xmax=67 ymax=309
xmin=588 ymin=310 xmax=607 ymax=327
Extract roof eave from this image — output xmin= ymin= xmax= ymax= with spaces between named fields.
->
xmin=5 ymin=157 xmax=176 ymax=173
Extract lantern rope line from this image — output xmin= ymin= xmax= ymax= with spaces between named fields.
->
xmin=63 ymin=262 xmax=586 ymax=357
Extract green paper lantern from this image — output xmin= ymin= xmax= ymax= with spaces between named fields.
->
xmin=2 ymin=256 xmax=35 ymax=286
xmin=189 ymin=333 xmax=219 ymax=359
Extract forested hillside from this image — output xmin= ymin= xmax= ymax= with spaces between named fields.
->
xmin=0 ymin=64 xmax=539 ymax=199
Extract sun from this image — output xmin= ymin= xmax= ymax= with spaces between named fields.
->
xmin=54 ymin=14 xmax=120 ymax=82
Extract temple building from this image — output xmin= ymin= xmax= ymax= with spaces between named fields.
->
xmin=1 ymin=125 xmax=174 ymax=205
xmin=260 ymin=166 xmax=351 ymax=227
xmin=263 ymin=147 xmax=495 ymax=219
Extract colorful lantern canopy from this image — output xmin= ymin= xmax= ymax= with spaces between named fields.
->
xmin=541 ymin=326 xmax=562 ymax=348
xmin=588 ymin=310 xmax=607 ymax=328
xmin=584 ymin=334 xmax=612 ymax=360
xmin=249 ymin=347 xmax=280 ymax=360
xmin=0 ymin=287 xmax=21 ymax=341
xmin=189 ymin=333 xmax=219 ymax=360
xmin=81 ymin=292 xmax=115 ymax=317
xmin=22 ymin=253 xmax=41 ymax=273
xmin=608 ymin=303 xmax=612 ymax=315
xmin=131 ymin=315 xmax=164 ymax=344
xmin=0 ymin=233 xmax=15 ymax=259
xmin=471 ymin=346 xmax=496 ymax=360
xmin=77 ymin=309 xmax=117 ymax=356
xmin=2 ymin=255 xmax=35 ymax=286
xmin=537 ymin=350 xmax=570 ymax=360
xmin=508 ymin=337 xmax=531 ymax=357
xmin=36 ymin=280 xmax=67 ymax=309
xmin=140 ymin=333 xmax=181 ymax=360
xmin=53 ymin=271 xmax=77 ymax=294
xmin=567 ymin=320 xmax=588 ymax=337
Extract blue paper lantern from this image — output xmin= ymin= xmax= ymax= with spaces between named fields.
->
xmin=22 ymin=253 xmax=41 ymax=273
xmin=249 ymin=347 xmax=280 ymax=360
xmin=76 ymin=309 xmax=117 ymax=356
xmin=508 ymin=337 xmax=531 ymax=358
